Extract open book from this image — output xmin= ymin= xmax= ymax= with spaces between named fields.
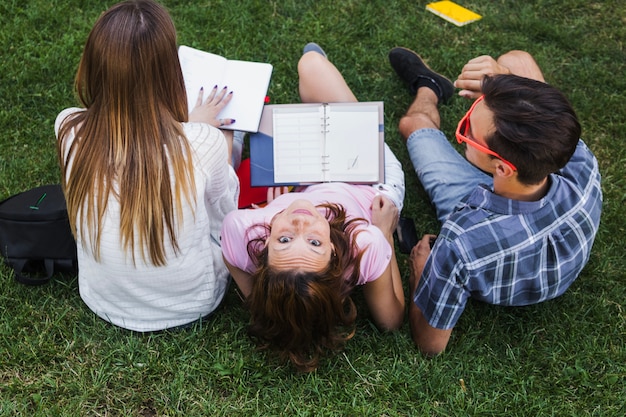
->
xmin=249 ymin=102 xmax=384 ymax=186
xmin=178 ymin=45 xmax=273 ymax=132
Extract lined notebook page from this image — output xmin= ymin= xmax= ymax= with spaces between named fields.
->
xmin=325 ymin=104 xmax=381 ymax=182
xmin=272 ymin=106 xmax=326 ymax=183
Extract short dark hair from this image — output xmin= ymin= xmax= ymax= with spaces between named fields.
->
xmin=482 ymin=74 xmax=581 ymax=184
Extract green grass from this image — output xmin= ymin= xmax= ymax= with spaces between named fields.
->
xmin=1 ymin=0 xmax=625 ymax=415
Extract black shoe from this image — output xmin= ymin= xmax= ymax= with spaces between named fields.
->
xmin=389 ymin=47 xmax=454 ymax=105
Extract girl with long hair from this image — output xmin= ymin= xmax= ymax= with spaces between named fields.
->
xmin=221 ymin=44 xmax=406 ymax=371
xmin=56 ymin=0 xmax=239 ymax=332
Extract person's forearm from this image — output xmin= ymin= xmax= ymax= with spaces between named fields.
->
xmin=223 ymin=256 xmax=253 ymax=299
xmin=407 ymin=246 xmax=452 ymax=355
xmin=363 ymin=232 xmax=406 ymax=331
xmin=220 ymin=129 xmax=234 ymax=166
xmin=385 ymin=233 xmax=405 ymax=310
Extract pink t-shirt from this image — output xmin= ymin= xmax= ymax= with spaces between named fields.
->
xmin=221 ymin=183 xmax=391 ymax=285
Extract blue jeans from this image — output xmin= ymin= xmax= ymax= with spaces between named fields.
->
xmin=406 ymin=128 xmax=493 ymax=223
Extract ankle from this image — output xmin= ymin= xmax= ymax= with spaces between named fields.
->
xmin=416 ymin=85 xmax=439 ymax=103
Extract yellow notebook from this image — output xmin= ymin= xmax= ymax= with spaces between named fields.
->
xmin=426 ymin=1 xmax=482 ymax=27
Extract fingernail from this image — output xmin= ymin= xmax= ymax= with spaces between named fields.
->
xmin=200 ymin=86 xmax=204 ymax=91
xmin=223 ymin=86 xmax=227 ymax=89
xmin=213 ymin=85 xmax=218 ymax=89
xmin=231 ymin=119 xmax=236 ymax=123
xmin=229 ymin=91 xmax=233 ymax=95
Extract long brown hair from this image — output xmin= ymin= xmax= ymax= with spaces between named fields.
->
xmin=58 ymin=0 xmax=194 ymax=266
xmin=246 ymin=203 xmax=366 ymax=372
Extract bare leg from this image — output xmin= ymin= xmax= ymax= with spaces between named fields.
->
xmin=298 ymin=52 xmax=358 ymax=103
xmin=497 ymin=50 xmax=545 ymax=82
xmin=398 ymin=87 xmax=440 ymax=140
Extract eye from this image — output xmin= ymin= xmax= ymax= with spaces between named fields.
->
xmin=309 ymin=239 xmax=321 ymax=247
xmin=278 ymin=236 xmax=291 ymax=243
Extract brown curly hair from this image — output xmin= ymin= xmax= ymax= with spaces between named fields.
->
xmin=245 ymin=202 xmax=366 ymax=372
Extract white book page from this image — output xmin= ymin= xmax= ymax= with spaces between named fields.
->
xmin=220 ymin=60 xmax=273 ymax=131
xmin=178 ymin=46 xmax=272 ymax=132
xmin=272 ymin=106 xmax=325 ymax=183
xmin=325 ymin=104 xmax=381 ymax=182
xmin=178 ymin=46 xmax=227 ymax=113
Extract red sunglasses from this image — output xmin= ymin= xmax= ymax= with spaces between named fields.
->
xmin=455 ymin=95 xmax=517 ymax=171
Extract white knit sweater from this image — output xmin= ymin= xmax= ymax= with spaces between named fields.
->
xmin=56 ymin=108 xmax=239 ymax=331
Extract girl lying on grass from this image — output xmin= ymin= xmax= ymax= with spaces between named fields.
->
xmin=221 ymin=43 xmax=406 ymax=372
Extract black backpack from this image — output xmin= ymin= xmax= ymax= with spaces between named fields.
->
xmin=0 ymin=184 xmax=78 ymax=285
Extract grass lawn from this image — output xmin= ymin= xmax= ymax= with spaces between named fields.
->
xmin=1 ymin=0 xmax=624 ymax=415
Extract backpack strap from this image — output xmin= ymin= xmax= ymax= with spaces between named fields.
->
xmin=11 ymin=258 xmax=54 ymax=285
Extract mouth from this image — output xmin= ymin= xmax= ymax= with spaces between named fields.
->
xmin=292 ymin=209 xmax=313 ymax=216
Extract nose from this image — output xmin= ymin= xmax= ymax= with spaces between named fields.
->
xmin=290 ymin=214 xmax=315 ymax=232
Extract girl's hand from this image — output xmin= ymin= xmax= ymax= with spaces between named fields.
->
xmin=371 ymin=195 xmax=399 ymax=237
xmin=251 ymin=187 xmax=291 ymax=208
xmin=266 ymin=186 xmax=290 ymax=203
xmin=188 ymin=85 xmax=235 ymax=127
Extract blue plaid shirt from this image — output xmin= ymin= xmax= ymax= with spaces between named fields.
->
xmin=414 ymin=140 xmax=602 ymax=330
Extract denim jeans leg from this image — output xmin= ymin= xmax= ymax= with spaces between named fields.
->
xmin=406 ymin=128 xmax=492 ymax=222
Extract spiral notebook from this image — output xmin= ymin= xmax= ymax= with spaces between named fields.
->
xmin=249 ymin=102 xmax=384 ymax=186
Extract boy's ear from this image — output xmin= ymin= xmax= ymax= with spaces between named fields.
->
xmin=494 ymin=160 xmax=515 ymax=177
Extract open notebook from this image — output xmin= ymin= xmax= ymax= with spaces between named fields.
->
xmin=249 ymin=102 xmax=384 ymax=187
